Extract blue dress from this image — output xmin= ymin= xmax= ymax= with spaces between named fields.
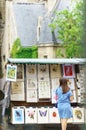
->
xmin=56 ymin=87 xmax=73 ymax=119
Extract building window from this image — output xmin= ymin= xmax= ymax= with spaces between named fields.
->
xmin=44 ymin=55 xmax=48 ymax=58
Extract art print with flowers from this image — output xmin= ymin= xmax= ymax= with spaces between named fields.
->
xmin=25 ymin=107 xmax=37 ymax=124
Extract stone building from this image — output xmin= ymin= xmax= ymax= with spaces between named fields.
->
xmin=0 ymin=0 xmax=5 ymax=78
xmin=1 ymin=0 xmax=72 ymax=77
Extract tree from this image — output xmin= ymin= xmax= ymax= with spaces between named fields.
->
xmin=10 ymin=38 xmax=38 ymax=58
xmin=49 ymin=0 xmax=83 ymax=58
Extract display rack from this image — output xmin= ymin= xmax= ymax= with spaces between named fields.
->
xmin=6 ymin=58 xmax=86 ymax=125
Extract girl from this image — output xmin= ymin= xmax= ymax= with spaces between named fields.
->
xmin=56 ymin=78 xmax=74 ymax=130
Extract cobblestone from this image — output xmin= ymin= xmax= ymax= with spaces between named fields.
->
xmin=0 ymin=115 xmax=85 ymax=130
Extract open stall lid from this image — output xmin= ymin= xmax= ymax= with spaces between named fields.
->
xmin=7 ymin=58 xmax=86 ymax=64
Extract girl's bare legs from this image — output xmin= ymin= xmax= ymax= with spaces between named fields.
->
xmin=60 ymin=118 xmax=68 ymax=130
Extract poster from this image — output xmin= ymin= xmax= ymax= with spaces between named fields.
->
xmin=67 ymin=78 xmax=75 ymax=90
xmin=48 ymin=107 xmax=60 ymax=123
xmin=71 ymin=90 xmax=77 ymax=103
xmin=63 ymin=64 xmax=75 ymax=78
xmin=51 ymin=78 xmax=59 ymax=90
xmin=73 ymin=107 xmax=84 ymax=123
xmin=38 ymin=107 xmax=49 ymax=124
xmin=26 ymin=89 xmax=38 ymax=102
xmin=38 ymin=78 xmax=51 ymax=99
xmin=50 ymin=64 xmax=61 ymax=78
xmin=11 ymin=81 xmax=25 ymax=101
xmin=6 ymin=64 xmax=17 ymax=81
xmin=26 ymin=64 xmax=37 ymax=78
xmin=38 ymin=64 xmax=49 ymax=78
xmin=11 ymin=107 xmax=24 ymax=124
xmin=25 ymin=107 xmax=37 ymax=124
xmin=51 ymin=89 xmax=58 ymax=104
xmin=38 ymin=64 xmax=50 ymax=99
xmin=27 ymin=79 xmax=37 ymax=89
xmin=17 ymin=64 xmax=24 ymax=80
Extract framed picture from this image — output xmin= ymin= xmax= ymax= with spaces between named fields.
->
xmin=26 ymin=64 xmax=37 ymax=79
xmin=17 ymin=64 xmax=24 ymax=80
xmin=51 ymin=89 xmax=58 ymax=104
xmin=73 ymin=107 xmax=84 ymax=123
xmin=67 ymin=78 xmax=75 ymax=90
xmin=26 ymin=89 xmax=38 ymax=102
xmin=63 ymin=64 xmax=75 ymax=78
xmin=38 ymin=78 xmax=51 ymax=99
xmin=6 ymin=64 xmax=17 ymax=81
xmin=27 ymin=79 xmax=37 ymax=89
xmin=48 ymin=107 xmax=60 ymax=123
xmin=11 ymin=81 xmax=25 ymax=101
xmin=38 ymin=64 xmax=49 ymax=78
xmin=51 ymin=78 xmax=59 ymax=90
xmin=25 ymin=107 xmax=38 ymax=124
xmin=11 ymin=107 xmax=24 ymax=124
xmin=50 ymin=64 xmax=61 ymax=78
xmin=38 ymin=107 xmax=49 ymax=124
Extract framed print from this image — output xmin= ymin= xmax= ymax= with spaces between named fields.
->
xmin=27 ymin=79 xmax=37 ymax=89
xmin=38 ymin=64 xmax=49 ymax=78
xmin=38 ymin=78 xmax=51 ymax=99
xmin=25 ymin=107 xmax=37 ymax=124
xmin=48 ymin=107 xmax=60 ymax=123
xmin=26 ymin=89 xmax=38 ymax=102
xmin=73 ymin=107 xmax=84 ymax=123
xmin=71 ymin=90 xmax=77 ymax=103
xmin=51 ymin=78 xmax=59 ymax=90
xmin=38 ymin=107 xmax=49 ymax=124
xmin=11 ymin=81 xmax=25 ymax=101
xmin=26 ymin=64 xmax=37 ymax=79
xmin=50 ymin=64 xmax=61 ymax=78
xmin=51 ymin=89 xmax=58 ymax=104
xmin=6 ymin=64 xmax=17 ymax=81
xmin=67 ymin=78 xmax=75 ymax=90
xmin=17 ymin=64 xmax=24 ymax=80
xmin=63 ymin=64 xmax=75 ymax=78
xmin=11 ymin=107 xmax=24 ymax=124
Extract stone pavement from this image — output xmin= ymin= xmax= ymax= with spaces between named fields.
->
xmin=0 ymin=114 xmax=85 ymax=130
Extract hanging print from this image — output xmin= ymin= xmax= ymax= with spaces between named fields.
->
xmin=73 ymin=107 xmax=84 ymax=123
xmin=50 ymin=64 xmax=61 ymax=78
xmin=67 ymin=78 xmax=75 ymax=90
xmin=63 ymin=64 xmax=75 ymax=78
xmin=26 ymin=64 xmax=37 ymax=79
xmin=12 ymin=107 xmax=24 ymax=124
xmin=38 ymin=107 xmax=49 ymax=124
xmin=6 ymin=64 xmax=17 ymax=81
xmin=38 ymin=78 xmax=51 ymax=99
xmin=11 ymin=81 xmax=25 ymax=101
xmin=38 ymin=64 xmax=50 ymax=99
xmin=25 ymin=107 xmax=37 ymax=124
xmin=17 ymin=64 xmax=24 ymax=80
xmin=26 ymin=89 xmax=38 ymax=102
xmin=48 ymin=107 xmax=60 ymax=123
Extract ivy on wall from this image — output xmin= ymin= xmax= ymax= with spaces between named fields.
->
xmin=10 ymin=38 xmax=38 ymax=58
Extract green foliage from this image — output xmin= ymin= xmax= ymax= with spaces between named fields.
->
xmin=49 ymin=0 xmax=83 ymax=58
xmin=10 ymin=38 xmax=38 ymax=58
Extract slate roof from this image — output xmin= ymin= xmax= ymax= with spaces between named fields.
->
xmin=12 ymin=0 xmax=72 ymax=46
xmin=39 ymin=0 xmax=72 ymax=44
xmin=13 ymin=3 xmax=47 ymax=46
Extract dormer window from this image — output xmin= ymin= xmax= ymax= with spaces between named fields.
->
xmin=37 ymin=16 xmax=43 ymax=42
